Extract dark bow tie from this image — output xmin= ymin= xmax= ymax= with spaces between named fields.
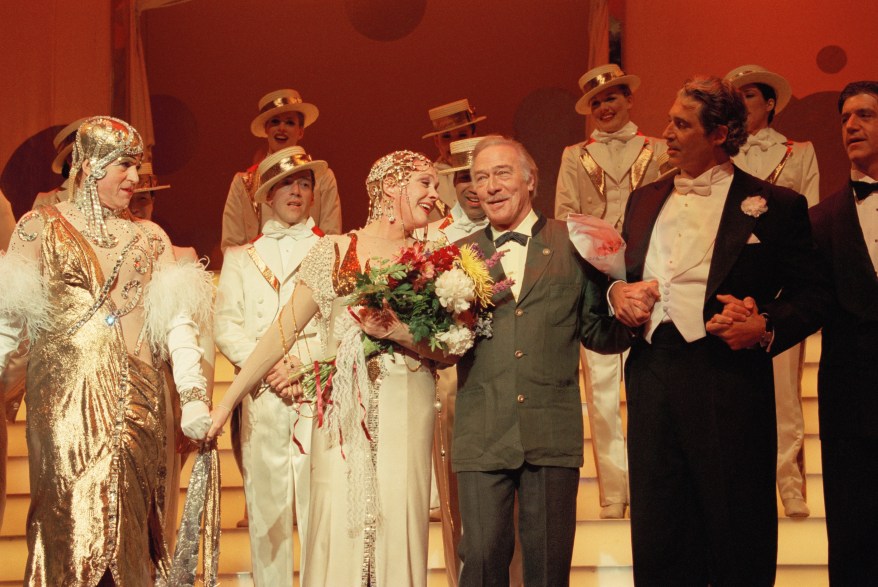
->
xmin=495 ymin=231 xmax=529 ymax=247
xmin=852 ymin=180 xmax=878 ymax=201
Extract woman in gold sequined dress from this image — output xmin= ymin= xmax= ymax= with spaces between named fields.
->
xmin=0 ymin=117 xmax=214 ymax=586
xmin=203 ymin=150 xmax=450 ymax=587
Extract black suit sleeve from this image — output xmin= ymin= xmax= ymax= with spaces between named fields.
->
xmin=580 ymin=260 xmax=634 ymax=354
xmin=762 ymin=191 xmax=831 ymax=355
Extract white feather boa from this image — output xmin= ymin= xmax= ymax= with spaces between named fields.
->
xmin=0 ymin=251 xmax=49 ymax=336
xmin=143 ymin=258 xmax=215 ymax=358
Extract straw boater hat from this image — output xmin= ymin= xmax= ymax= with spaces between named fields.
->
xmin=250 ymin=89 xmax=320 ymax=137
xmin=725 ymin=65 xmax=792 ymax=114
xmin=253 ymin=146 xmax=327 ymax=203
xmin=575 ymin=64 xmax=641 ymax=115
xmin=421 ymin=99 xmax=487 ymax=139
xmin=438 ymin=136 xmax=483 ymax=175
xmin=133 ymin=162 xmax=171 ymax=194
xmin=51 ymin=117 xmax=88 ymax=174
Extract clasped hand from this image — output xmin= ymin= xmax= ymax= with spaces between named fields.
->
xmin=357 ymin=301 xmax=403 ymax=341
xmin=705 ymin=294 xmax=767 ymax=350
xmin=609 ymin=280 xmax=660 ymax=327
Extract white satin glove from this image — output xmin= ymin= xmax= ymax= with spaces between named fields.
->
xmin=167 ymin=314 xmax=208 ymax=395
xmin=181 ymin=400 xmax=212 ymax=440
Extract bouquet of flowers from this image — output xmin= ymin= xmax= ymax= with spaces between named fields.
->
xmin=566 ymin=213 xmax=627 ymax=280
xmin=292 ymin=239 xmax=512 ymax=405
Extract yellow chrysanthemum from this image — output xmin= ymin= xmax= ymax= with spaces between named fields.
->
xmin=457 ymin=244 xmax=494 ymax=307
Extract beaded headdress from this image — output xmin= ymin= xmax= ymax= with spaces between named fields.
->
xmin=365 ymin=150 xmax=432 ymax=222
xmin=69 ymin=116 xmax=143 ymax=247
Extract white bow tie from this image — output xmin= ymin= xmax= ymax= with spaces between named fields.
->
xmin=454 ymin=216 xmax=485 ymax=234
xmin=741 ymin=135 xmax=774 ymax=154
xmin=262 ymin=220 xmax=312 ymax=240
xmin=593 ymin=128 xmax=638 ymax=144
xmin=674 ymin=175 xmax=712 ymax=196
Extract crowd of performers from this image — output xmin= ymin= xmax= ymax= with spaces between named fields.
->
xmin=0 ymin=64 xmax=876 ymax=587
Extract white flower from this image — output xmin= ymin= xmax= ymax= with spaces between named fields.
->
xmin=434 ymin=268 xmax=475 ymax=314
xmin=741 ymin=195 xmax=768 ymax=218
xmin=435 ymin=324 xmax=476 ymax=355
xmin=474 ymin=313 xmax=494 ymax=338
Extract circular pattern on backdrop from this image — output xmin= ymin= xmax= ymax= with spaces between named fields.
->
xmin=150 ymin=93 xmax=199 ymax=175
xmin=816 ymin=45 xmax=847 ymax=74
xmin=343 ymin=0 xmax=426 ymax=41
xmin=0 ymin=126 xmax=62 ymax=218
xmin=513 ymin=87 xmax=583 ymax=215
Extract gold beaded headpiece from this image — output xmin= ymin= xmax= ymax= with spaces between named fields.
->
xmin=365 ymin=150 xmax=432 ymax=222
xmin=69 ymin=116 xmax=143 ymax=247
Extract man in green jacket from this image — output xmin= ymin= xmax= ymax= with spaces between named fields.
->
xmin=453 ymin=135 xmax=630 ymax=586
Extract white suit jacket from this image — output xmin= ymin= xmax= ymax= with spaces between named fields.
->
xmin=732 ymin=127 xmax=820 ymax=207
xmin=214 ymin=224 xmax=323 ymax=370
xmin=555 ymin=124 xmax=668 ymax=229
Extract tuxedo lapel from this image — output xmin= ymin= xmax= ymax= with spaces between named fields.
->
xmin=625 ymin=174 xmax=676 ymax=281
xmin=254 ymin=237 xmax=285 ymax=283
xmin=586 ymin=142 xmax=616 ymax=182
xmin=832 ymin=186 xmax=878 ymax=318
xmin=475 ymin=228 xmax=514 ymax=307
xmin=517 ymin=217 xmax=553 ymax=304
xmin=705 ymin=169 xmax=760 ymax=303
xmin=616 ymin=135 xmax=647 ymax=182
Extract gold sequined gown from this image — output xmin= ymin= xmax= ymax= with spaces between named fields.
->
xmin=14 ymin=205 xmax=172 ymax=586
xmin=298 ymin=235 xmax=436 ymax=587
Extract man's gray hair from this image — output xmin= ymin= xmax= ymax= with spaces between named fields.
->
xmin=471 ymin=135 xmax=539 ymax=198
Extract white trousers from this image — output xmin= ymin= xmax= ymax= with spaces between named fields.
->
xmin=773 ymin=340 xmax=807 ymax=501
xmin=242 ymin=386 xmax=312 ymax=586
xmin=581 ymin=346 xmax=629 ymax=505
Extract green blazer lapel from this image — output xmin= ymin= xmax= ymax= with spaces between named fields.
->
xmin=517 ymin=215 xmax=552 ymax=304
xmin=705 ymin=167 xmax=760 ymax=303
xmin=476 ymin=226 xmax=514 ymax=307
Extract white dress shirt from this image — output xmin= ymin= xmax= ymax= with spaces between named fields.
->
xmin=853 ymin=170 xmax=878 ymax=274
xmin=643 ymin=162 xmax=734 ymax=342
xmin=494 ymin=209 xmax=539 ymax=300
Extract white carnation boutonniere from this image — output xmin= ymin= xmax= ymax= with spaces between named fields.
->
xmin=741 ymin=195 xmax=768 ymax=218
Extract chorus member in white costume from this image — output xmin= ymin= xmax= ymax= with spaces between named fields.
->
xmin=214 ymin=146 xmax=327 ymax=586
xmin=555 ymin=64 xmax=667 ymax=519
xmin=204 ymin=150 xmax=451 ymax=587
xmin=221 ymin=89 xmax=342 ymax=252
xmin=727 ymin=64 xmax=820 ymax=518
xmin=422 ymin=99 xmax=487 ymax=219
xmin=32 ymin=118 xmax=87 ymax=210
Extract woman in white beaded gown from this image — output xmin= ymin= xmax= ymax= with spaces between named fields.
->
xmin=204 ymin=150 xmax=450 ymax=587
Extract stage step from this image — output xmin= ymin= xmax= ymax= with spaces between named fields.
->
xmin=0 ymin=333 xmax=829 ymax=583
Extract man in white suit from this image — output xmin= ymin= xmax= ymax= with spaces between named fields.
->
xmin=554 ymin=64 xmax=667 ymax=518
xmin=726 ymin=65 xmax=820 ymax=518
xmin=215 ymin=146 xmax=327 ymax=586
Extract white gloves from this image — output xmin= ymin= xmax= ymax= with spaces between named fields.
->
xmin=181 ymin=400 xmax=212 ymax=440
xmin=167 ymin=312 xmax=212 ymax=440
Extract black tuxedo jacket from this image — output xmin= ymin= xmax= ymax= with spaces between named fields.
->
xmin=619 ymin=166 xmax=827 ymax=356
xmin=810 ymin=185 xmax=878 ymax=439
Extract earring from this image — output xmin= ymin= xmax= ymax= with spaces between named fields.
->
xmin=387 ymin=200 xmax=396 ymax=224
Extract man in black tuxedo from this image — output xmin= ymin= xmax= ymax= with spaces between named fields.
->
xmin=605 ymin=77 xmax=827 ymax=585
xmin=809 ymin=80 xmax=878 ymax=585
xmin=453 ymin=135 xmax=630 ymax=586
